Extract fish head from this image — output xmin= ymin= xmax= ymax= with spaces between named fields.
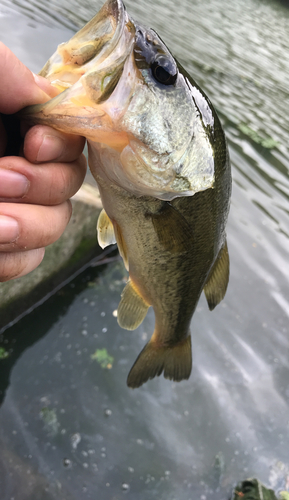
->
xmin=23 ymin=0 xmax=217 ymax=200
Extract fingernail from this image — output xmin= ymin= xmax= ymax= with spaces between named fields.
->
xmin=37 ymin=135 xmax=65 ymax=162
xmin=32 ymin=73 xmax=43 ymax=87
xmin=0 ymin=215 xmax=19 ymax=243
xmin=0 ymin=169 xmax=29 ymax=198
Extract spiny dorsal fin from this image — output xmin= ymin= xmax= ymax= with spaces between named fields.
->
xmin=127 ymin=335 xmax=192 ymax=388
xmin=204 ymin=240 xmax=229 ymax=311
xmin=113 ymin=222 xmax=129 ymax=271
xmin=97 ymin=209 xmax=116 ymax=249
xmin=150 ymin=203 xmax=193 ymax=253
xmin=117 ymin=280 xmax=150 ymax=330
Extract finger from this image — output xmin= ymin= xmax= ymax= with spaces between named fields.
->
xmin=0 ymin=156 xmax=86 ymax=205
xmin=0 ymin=201 xmax=72 ymax=252
xmin=0 ymin=248 xmax=45 ymax=282
xmin=0 ymin=42 xmax=51 ymax=113
xmin=32 ymin=74 xmax=60 ymax=99
xmin=23 ymin=125 xmax=86 ymax=163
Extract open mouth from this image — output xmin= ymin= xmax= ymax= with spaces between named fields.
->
xmin=21 ymin=0 xmax=135 ymax=137
xmin=40 ymin=0 xmax=131 ymax=90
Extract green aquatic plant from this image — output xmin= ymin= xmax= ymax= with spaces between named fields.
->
xmin=40 ymin=407 xmax=60 ymax=436
xmin=213 ymin=451 xmax=225 ymax=479
xmin=0 ymin=347 xmax=9 ymax=359
xmin=91 ymin=348 xmax=114 ymax=369
xmin=231 ymin=479 xmax=289 ymax=500
xmin=279 ymin=493 xmax=289 ymax=500
xmin=232 ymin=479 xmax=277 ymax=499
xmin=238 ymin=123 xmax=279 ymax=149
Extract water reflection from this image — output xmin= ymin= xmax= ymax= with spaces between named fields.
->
xmin=0 ymin=0 xmax=289 ymax=498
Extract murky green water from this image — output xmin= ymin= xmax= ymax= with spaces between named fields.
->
xmin=1 ymin=0 xmax=289 ymax=498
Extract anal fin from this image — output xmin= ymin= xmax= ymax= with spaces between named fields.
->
xmin=204 ymin=240 xmax=230 ymax=311
xmin=97 ymin=209 xmax=116 ymax=249
xmin=118 ymin=280 xmax=150 ymax=330
xmin=127 ymin=335 xmax=192 ymax=388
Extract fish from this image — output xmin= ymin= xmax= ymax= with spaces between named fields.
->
xmin=22 ymin=0 xmax=231 ymax=388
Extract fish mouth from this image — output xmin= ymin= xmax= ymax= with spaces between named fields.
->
xmin=21 ymin=0 xmax=135 ymax=142
xmin=39 ymin=0 xmax=128 ymax=87
xmin=21 ymin=0 xmax=216 ymax=200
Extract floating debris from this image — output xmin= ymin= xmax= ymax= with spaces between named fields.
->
xmin=91 ymin=348 xmax=114 ymax=369
xmin=213 ymin=452 xmax=225 ymax=479
xmin=39 ymin=407 xmax=60 ymax=436
xmin=71 ymin=433 xmax=81 ymax=450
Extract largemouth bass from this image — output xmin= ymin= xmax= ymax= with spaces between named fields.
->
xmin=23 ymin=0 xmax=231 ymax=388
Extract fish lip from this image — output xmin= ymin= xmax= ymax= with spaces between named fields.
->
xmin=20 ymin=0 xmax=136 ymax=124
xmin=34 ymin=0 xmax=133 ymax=90
xmin=41 ymin=0 xmax=129 ymax=82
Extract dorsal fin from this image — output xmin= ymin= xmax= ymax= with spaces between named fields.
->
xmin=97 ymin=209 xmax=116 ymax=249
xmin=204 ymin=240 xmax=229 ymax=311
xmin=117 ymin=280 xmax=150 ymax=330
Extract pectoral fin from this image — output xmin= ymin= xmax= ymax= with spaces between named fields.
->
xmin=114 ymin=222 xmax=129 ymax=271
xmin=97 ymin=211 xmax=129 ymax=271
xmin=97 ymin=209 xmax=116 ymax=249
xmin=204 ymin=240 xmax=229 ymax=311
xmin=117 ymin=280 xmax=150 ymax=330
xmin=150 ymin=203 xmax=192 ymax=253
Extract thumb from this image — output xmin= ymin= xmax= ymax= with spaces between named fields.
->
xmin=0 ymin=42 xmax=51 ymax=114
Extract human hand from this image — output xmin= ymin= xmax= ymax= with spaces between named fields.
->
xmin=0 ymin=42 xmax=87 ymax=282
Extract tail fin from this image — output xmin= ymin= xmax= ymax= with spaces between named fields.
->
xmin=127 ymin=335 xmax=192 ymax=389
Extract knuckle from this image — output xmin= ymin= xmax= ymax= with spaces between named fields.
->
xmin=41 ymin=201 xmax=72 ymax=245
xmin=47 ymin=161 xmax=85 ymax=204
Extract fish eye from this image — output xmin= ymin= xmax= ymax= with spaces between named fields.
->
xmin=151 ymin=58 xmax=177 ymax=86
xmin=133 ymin=27 xmax=178 ymax=85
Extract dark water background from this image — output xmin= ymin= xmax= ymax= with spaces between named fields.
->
xmin=0 ymin=0 xmax=289 ymax=498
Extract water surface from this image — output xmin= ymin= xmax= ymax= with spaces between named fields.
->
xmin=0 ymin=0 xmax=289 ymax=498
